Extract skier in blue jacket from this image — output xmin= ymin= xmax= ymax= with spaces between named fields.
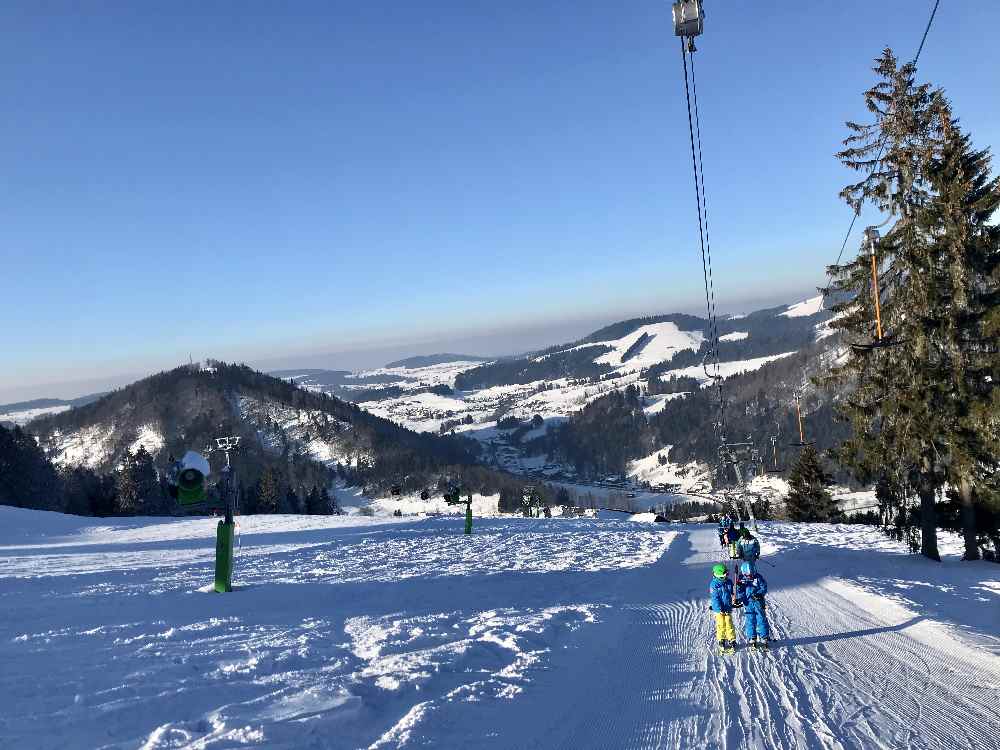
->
xmin=737 ymin=528 xmax=761 ymax=571
xmin=717 ymin=515 xmax=732 ymax=548
xmin=725 ymin=524 xmax=741 ymax=559
xmin=735 ymin=562 xmax=770 ymax=648
xmin=709 ymin=563 xmax=737 ymax=654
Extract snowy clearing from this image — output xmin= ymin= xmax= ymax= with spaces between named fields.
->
xmin=780 ymin=294 xmax=825 ymax=318
xmin=0 ymin=404 xmax=71 ymax=426
xmin=658 ymin=352 xmax=798 ymax=386
xmin=1 ymin=508 xmax=998 ymax=749
xmin=590 ymin=322 xmax=704 ymax=372
xmin=718 ymin=331 xmax=749 ymax=342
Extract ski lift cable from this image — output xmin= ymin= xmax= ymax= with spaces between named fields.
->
xmin=688 ymin=48 xmax=722 ymax=382
xmin=822 ymin=0 xmax=941 ymax=294
xmin=680 ymin=39 xmax=726 ymax=439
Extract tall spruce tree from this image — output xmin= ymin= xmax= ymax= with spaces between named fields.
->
xmin=785 ymin=445 xmax=838 ymax=522
xmin=825 ymin=49 xmax=947 ymax=560
xmin=256 ymin=468 xmax=279 ymax=514
xmin=115 ymin=449 xmax=140 ymax=515
xmin=915 ymin=106 xmax=1000 ymax=559
xmin=132 ymin=445 xmax=160 ymax=514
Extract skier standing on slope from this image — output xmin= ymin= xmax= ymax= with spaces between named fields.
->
xmin=709 ymin=563 xmax=737 ymax=654
xmin=735 ymin=562 xmax=770 ymax=648
xmin=737 ymin=527 xmax=761 ymax=571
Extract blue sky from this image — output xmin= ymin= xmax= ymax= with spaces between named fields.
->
xmin=2 ymin=1 xmax=998 ymax=400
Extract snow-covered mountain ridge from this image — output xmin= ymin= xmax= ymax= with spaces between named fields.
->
xmin=25 ymin=362 xmax=478 ymax=494
xmin=275 ymin=295 xmax=837 ymax=488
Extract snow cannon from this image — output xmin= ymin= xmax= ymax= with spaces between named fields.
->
xmin=176 ymin=451 xmax=210 ymax=507
xmin=444 ymin=487 xmax=473 ymax=535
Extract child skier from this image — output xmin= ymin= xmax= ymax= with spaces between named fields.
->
xmin=709 ymin=563 xmax=737 ymax=654
xmin=737 ymin=528 xmax=761 ymax=571
xmin=717 ymin=515 xmax=732 ymax=548
xmin=735 ymin=562 xmax=770 ymax=648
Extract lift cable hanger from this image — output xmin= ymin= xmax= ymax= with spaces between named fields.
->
xmin=789 ymin=395 xmax=815 ymax=449
xmin=848 ymin=222 xmax=906 ymax=353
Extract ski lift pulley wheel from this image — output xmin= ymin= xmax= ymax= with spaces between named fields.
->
xmin=672 ymin=0 xmax=704 ymax=38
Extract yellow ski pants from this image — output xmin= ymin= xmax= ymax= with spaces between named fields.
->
xmin=715 ymin=612 xmax=736 ymax=642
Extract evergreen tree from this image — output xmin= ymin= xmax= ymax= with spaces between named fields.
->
xmin=913 ymin=108 xmax=1000 ymax=560
xmin=132 ymin=445 xmax=160 ymax=514
xmin=321 ymin=486 xmax=340 ymax=515
xmin=0 ymin=425 xmax=61 ymax=511
xmin=282 ymin=487 xmax=301 ymax=515
xmin=256 ymin=468 xmax=279 ymax=514
xmin=306 ymin=485 xmax=323 ymax=514
xmin=825 ymin=49 xmax=947 ymax=560
xmin=115 ymin=449 xmax=139 ymax=515
xmin=786 ymin=445 xmax=838 ymax=522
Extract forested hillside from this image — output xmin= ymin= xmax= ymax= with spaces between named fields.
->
xmin=529 ymin=344 xmax=851 ymax=481
xmin=8 ymin=362 xmax=507 ymax=517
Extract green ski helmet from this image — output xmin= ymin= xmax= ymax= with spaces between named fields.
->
xmin=712 ymin=564 xmax=727 ymax=578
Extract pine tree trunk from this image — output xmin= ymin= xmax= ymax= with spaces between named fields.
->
xmin=917 ymin=459 xmax=941 ymax=562
xmin=958 ymin=476 xmax=980 ymax=561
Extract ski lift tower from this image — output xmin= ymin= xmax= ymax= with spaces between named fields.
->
xmin=718 ymin=441 xmax=759 ymax=533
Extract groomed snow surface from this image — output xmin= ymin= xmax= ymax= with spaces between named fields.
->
xmin=1 ymin=508 xmax=999 ymax=750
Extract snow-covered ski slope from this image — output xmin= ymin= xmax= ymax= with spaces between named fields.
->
xmin=1 ymin=508 xmax=998 ymax=750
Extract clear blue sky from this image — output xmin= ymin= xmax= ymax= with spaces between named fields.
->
xmin=2 ymin=1 xmax=998 ymax=400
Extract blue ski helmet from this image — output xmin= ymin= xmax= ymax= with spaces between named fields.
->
xmin=740 ymin=562 xmax=753 ymax=575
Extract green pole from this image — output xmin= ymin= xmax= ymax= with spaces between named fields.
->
xmin=465 ymin=500 xmax=473 ymax=535
xmin=214 ymin=518 xmax=234 ymax=592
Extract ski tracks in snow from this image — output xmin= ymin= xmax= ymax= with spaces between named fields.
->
xmin=432 ymin=527 xmax=1000 ymax=750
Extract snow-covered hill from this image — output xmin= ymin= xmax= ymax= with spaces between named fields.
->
xmin=297 ymin=297 xmax=836 ymax=488
xmin=1 ymin=506 xmax=996 ymax=749
xmin=26 ymin=363 xmax=477 ymax=491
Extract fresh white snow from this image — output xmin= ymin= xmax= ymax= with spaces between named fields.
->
xmin=780 ymin=294 xmax=825 ymax=318
xmin=626 ymin=446 xmax=708 ymax=492
xmin=590 ymin=322 xmax=704 ymax=372
xmin=0 ymin=404 xmax=70 ymax=426
xmin=2 ymin=507 xmax=997 ymax=749
xmin=719 ymin=331 xmax=749 ymax=342
xmin=657 ymin=352 xmax=798 ymax=386
xmin=130 ymin=424 xmax=165 ymax=456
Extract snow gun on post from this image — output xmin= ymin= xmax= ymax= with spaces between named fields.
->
xmin=170 ymin=451 xmax=210 ymax=507
xmin=166 ymin=442 xmax=238 ymax=593
xmin=444 ymin=486 xmax=473 ymax=535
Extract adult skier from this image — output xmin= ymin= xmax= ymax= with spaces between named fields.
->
xmin=737 ymin=527 xmax=761 ymax=570
xmin=709 ymin=563 xmax=737 ymax=654
xmin=735 ymin=562 xmax=770 ymax=648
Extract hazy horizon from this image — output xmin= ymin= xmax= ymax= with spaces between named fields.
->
xmin=0 ymin=288 xmax=809 ymax=403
